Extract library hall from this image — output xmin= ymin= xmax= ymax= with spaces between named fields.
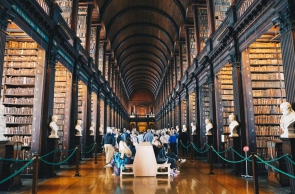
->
xmin=0 ymin=0 xmax=295 ymax=193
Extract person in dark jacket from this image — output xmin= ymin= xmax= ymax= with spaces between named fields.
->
xmin=179 ymin=125 xmax=190 ymax=156
xmin=103 ymin=127 xmax=116 ymax=167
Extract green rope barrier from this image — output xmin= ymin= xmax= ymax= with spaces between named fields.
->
xmin=286 ymin=155 xmax=295 ymax=166
xmin=191 ymin=143 xmax=210 ymax=153
xmin=40 ymin=148 xmax=59 ymax=159
xmin=212 ymin=148 xmax=250 ymax=164
xmin=0 ymin=159 xmax=34 ymax=184
xmin=40 ymin=148 xmax=77 ymax=166
xmin=81 ymin=144 xmax=95 ymax=154
xmin=191 ymin=142 xmax=208 ymax=151
xmin=179 ymin=140 xmax=191 ymax=149
xmin=217 ymin=146 xmax=233 ymax=154
xmin=0 ymin=158 xmax=30 ymax=162
xmin=256 ymin=155 xmax=295 ymax=179
xmin=60 ymin=148 xmax=77 ymax=152
xmin=81 ymin=142 xmax=95 ymax=149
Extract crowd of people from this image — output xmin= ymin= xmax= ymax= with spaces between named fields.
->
xmin=101 ymin=126 xmax=189 ymax=177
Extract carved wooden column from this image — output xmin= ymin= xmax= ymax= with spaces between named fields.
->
xmin=179 ymin=43 xmax=184 ymax=77
xmin=94 ymin=25 xmax=101 ymax=68
xmin=40 ymin=48 xmax=59 ymax=177
xmin=174 ymin=54 xmax=178 ymax=84
xmin=185 ymin=26 xmax=191 ymax=67
xmin=192 ymin=5 xmax=201 ymax=55
xmin=206 ymin=0 xmax=215 ymax=37
xmin=83 ymin=77 xmax=94 ymax=157
xmin=185 ymin=87 xmax=190 ymax=134
xmin=85 ymin=4 xmax=94 ymax=53
xmin=229 ymin=53 xmax=246 ymax=175
xmin=275 ymin=3 xmax=295 ymax=191
xmin=70 ymin=0 xmax=79 ymax=34
xmin=102 ymin=42 xmax=107 ymax=77
xmin=275 ymin=4 xmax=295 ymax=106
xmin=207 ymin=61 xmax=218 ymax=150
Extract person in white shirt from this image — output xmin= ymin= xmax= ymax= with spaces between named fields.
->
xmin=160 ymin=131 xmax=169 ymax=152
xmin=137 ymin=131 xmax=144 ymax=143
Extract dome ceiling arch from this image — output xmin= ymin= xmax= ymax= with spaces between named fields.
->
xmin=97 ymin=0 xmax=191 ymax=98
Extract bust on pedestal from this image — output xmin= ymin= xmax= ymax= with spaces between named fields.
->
xmin=280 ymin=102 xmax=295 ymax=138
xmin=0 ymin=104 xmax=7 ymax=141
xmin=75 ymin=120 xmax=83 ymax=137
xmin=176 ymin=125 xmax=180 ymax=133
xmin=89 ymin=122 xmax=95 ymax=136
xmin=49 ymin=115 xmax=59 ymax=138
xmin=205 ymin=119 xmax=213 ymax=136
xmin=182 ymin=124 xmax=187 ymax=132
xmin=229 ymin=114 xmax=239 ymax=137
xmin=99 ymin=124 xmax=104 ymax=135
xmin=191 ymin=122 xmax=196 ymax=135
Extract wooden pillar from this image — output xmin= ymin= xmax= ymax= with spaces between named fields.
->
xmin=71 ymin=0 xmax=79 ymax=34
xmin=85 ymin=4 xmax=94 ymax=53
xmin=108 ymin=55 xmax=111 ymax=81
xmin=206 ymin=0 xmax=215 ymax=37
xmin=178 ymin=95 xmax=182 ymax=128
xmin=94 ymin=25 xmax=101 ymax=68
xmin=104 ymin=98 xmax=107 ymax=131
xmin=83 ymin=77 xmax=93 ymax=157
xmin=39 ymin=47 xmax=58 ymax=177
xmin=0 ymin=7 xmax=9 ymax=94
xmin=229 ymin=54 xmax=246 ymax=175
xmin=207 ymin=62 xmax=218 ymax=151
xmin=276 ymin=5 xmax=295 ymax=106
xmin=102 ymin=42 xmax=107 ymax=77
xmin=192 ymin=5 xmax=201 ymax=55
xmin=185 ymin=88 xmax=190 ymax=134
xmin=69 ymin=38 xmax=81 ymax=164
xmin=174 ymin=54 xmax=178 ymax=85
xmin=179 ymin=43 xmax=184 ymax=77
xmin=96 ymin=95 xmax=101 ymax=143
xmin=185 ymin=26 xmax=191 ymax=67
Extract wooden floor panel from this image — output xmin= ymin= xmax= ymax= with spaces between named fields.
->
xmin=7 ymin=154 xmax=289 ymax=194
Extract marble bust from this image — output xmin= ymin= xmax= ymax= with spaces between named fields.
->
xmin=99 ymin=124 xmax=104 ymax=135
xmin=0 ymin=104 xmax=7 ymax=141
xmin=89 ymin=122 xmax=95 ymax=136
xmin=229 ymin=114 xmax=239 ymax=137
xmin=280 ymin=102 xmax=295 ymax=138
xmin=75 ymin=120 xmax=83 ymax=137
xmin=191 ymin=122 xmax=196 ymax=135
xmin=49 ymin=115 xmax=59 ymax=138
xmin=205 ymin=119 xmax=213 ymax=136
xmin=176 ymin=125 xmax=180 ymax=133
xmin=182 ymin=124 xmax=187 ymax=132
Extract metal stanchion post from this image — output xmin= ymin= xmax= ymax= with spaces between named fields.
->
xmin=32 ymin=154 xmax=39 ymax=194
xmin=251 ymin=153 xmax=259 ymax=194
xmin=75 ymin=146 xmax=81 ymax=177
xmin=190 ymin=142 xmax=194 ymax=163
xmin=209 ymin=145 xmax=214 ymax=175
xmin=94 ymin=142 xmax=97 ymax=164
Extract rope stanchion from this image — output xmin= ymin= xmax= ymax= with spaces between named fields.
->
xmin=217 ymin=146 xmax=232 ymax=154
xmin=40 ymin=148 xmax=76 ymax=165
xmin=251 ymin=153 xmax=259 ymax=194
xmin=94 ymin=142 xmax=98 ymax=164
xmin=209 ymin=145 xmax=214 ymax=175
xmin=0 ymin=159 xmax=34 ymax=185
xmin=75 ymin=146 xmax=81 ymax=177
xmin=32 ymin=154 xmax=39 ymax=194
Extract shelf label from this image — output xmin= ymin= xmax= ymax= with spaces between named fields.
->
xmin=11 ymin=5 xmax=49 ymax=43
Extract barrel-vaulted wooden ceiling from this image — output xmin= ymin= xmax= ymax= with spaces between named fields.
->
xmin=94 ymin=0 xmax=202 ymax=99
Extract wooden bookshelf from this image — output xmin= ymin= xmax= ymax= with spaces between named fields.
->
xmin=55 ymin=0 xmax=72 ymax=27
xmin=198 ymin=7 xmax=209 ymax=51
xmin=214 ymin=0 xmax=231 ymax=29
xmin=78 ymin=80 xmax=87 ymax=131
xmin=53 ymin=63 xmax=72 ymax=161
